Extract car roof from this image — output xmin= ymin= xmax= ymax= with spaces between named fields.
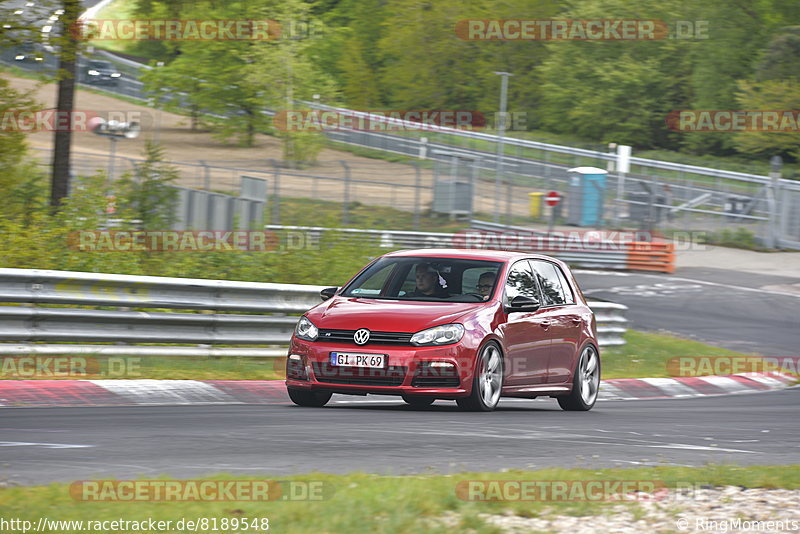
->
xmin=382 ymin=248 xmax=560 ymax=263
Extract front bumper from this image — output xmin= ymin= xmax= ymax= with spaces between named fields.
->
xmin=285 ymin=339 xmax=477 ymax=398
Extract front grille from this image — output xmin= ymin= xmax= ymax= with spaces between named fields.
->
xmin=411 ymin=362 xmax=460 ymax=388
xmin=411 ymin=376 xmax=460 ymax=387
xmin=312 ymin=362 xmax=407 ymax=386
xmin=317 ymin=329 xmax=414 ymax=345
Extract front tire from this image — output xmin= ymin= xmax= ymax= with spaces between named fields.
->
xmin=288 ymin=387 xmax=332 ymax=407
xmin=457 ymin=342 xmax=504 ymax=412
xmin=557 ymin=344 xmax=600 ymax=411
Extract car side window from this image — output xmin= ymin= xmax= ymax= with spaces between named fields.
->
xmin=554 ymin=265 xmax=575 ymax=304
xmin=530 ymin=261 xmax=566 ymax=306
xmin=504 ymin=261 xmax=540 ymax=306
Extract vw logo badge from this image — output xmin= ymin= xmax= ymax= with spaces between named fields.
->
xmin=353 ymin=328 xmax=370 ymax=345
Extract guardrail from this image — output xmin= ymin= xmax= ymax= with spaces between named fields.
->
xmin=266 ymin=222 xmax=675 ymax=273
xmin=0 ymin=268 xmax=628 ymax=357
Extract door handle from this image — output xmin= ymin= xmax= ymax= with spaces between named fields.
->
xmin=571 ymin=318 xmax=582 ymax=325
xmin=539 ymin=320 xmax=551 ymax=329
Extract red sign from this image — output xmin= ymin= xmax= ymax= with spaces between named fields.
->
xmin=545 ymin=191 xmax=561 ymax=207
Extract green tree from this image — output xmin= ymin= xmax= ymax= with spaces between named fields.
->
xmin=138 ymin=2 xmax=273 ymax=146
xmin=755 ymin=26 xmax=800 ymax=82
xmin=679 ymin=0 xmax=775 ymax=155
xmin=249 ymin=0 xmax=337 ymax=164
xmin=338 ymin=34 xmax=381 ymax=108
xmin=138 ymin=0 xmax=334 ymax=162
xmin=535 ymin=0 xmax=692 ymax=148
xmin=733 ymin=80 xmax=800 ymax=160
xmin=0 ymin=77 xmax=40 ymax=198
xmin=117 ymin=142 xmax=180 ymax=230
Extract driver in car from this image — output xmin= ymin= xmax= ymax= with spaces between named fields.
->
xmin=407 ymin=263 xmax=449 ymax=298
xmin=476 ymin=271 xmax=496 ymax=299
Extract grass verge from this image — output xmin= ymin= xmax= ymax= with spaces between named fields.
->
xmin=601 ymin=330 xmax=753 ymax=379
xmin=2 ymin=465 xmax=799 ymax=534
xmin=275 ymin=196 xmax=534 ymax=230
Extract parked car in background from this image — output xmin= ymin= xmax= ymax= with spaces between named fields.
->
xmin=14 ymin=42 xmax=44 ymax=62
xmin=82 ymin=59 xmax=121 ymax=85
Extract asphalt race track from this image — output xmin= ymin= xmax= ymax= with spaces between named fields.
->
xmin=1 ymin=387 xmax=797 ymax=485
xmin=576 ymin=267 xmax=800 ymax=355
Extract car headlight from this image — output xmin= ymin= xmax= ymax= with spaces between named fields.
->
xmin=410 ymin=324 xmax=464 ymax=346
xmin=294 ymin=316 xmax=318 ymax=341
xmin=88 ymin=69 xmax=99 ymax=75
xmin=110 ymin=72 xmax=121 ymax=77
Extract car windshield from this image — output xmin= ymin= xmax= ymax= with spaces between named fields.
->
xmin=89 ymin=60 xmax=113 ymax=69
xmin=341 ymin=256 xmax=503 ymax=302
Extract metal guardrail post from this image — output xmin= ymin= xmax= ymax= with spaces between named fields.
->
xmin=269 ymin=159 xmax=281 ymax=225
xmin=341 ymin=160 xmax=351 ymax=226
xmin=413 ymin=161 xmax=421 ymax=230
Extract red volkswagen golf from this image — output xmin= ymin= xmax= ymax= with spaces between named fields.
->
xmin=286 ymin=249 xmax=600 ymax=412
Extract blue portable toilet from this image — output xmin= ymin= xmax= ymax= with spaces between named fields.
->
xmin=566 ymin=166 xmax=607 ymax=227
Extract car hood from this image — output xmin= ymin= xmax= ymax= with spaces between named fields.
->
xmin=306 ymin=297 xmax=482 ymax=333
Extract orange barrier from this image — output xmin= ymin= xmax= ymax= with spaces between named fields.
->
xmin=625 ymin=241 xmax=675 ymax=273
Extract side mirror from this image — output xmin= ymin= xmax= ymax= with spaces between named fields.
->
xmin=506 ymin=295 xmax=540 ymax=313
xmin=320 ymin=287 xmax=338 ymax=301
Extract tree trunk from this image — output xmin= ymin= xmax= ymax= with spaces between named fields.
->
xmin=50 ymin=0 xmax=81 ymax=210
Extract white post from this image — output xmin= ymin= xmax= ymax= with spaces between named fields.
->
xmin=493 ymin=71 xmax=513 ymax=223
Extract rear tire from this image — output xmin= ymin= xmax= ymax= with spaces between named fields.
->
xmin=287 ymin=387 xmax=332 ymax=407
xmin=457 ymin=342 xmax=504 ymax=412
xmin=557 ymin=344 xmax=600 ymax=411
xmin=402 ymin=396 xmax=435 ymax=408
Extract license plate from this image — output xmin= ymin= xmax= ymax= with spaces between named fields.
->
xmin=330 ymin=352 xmax=386 ymax=368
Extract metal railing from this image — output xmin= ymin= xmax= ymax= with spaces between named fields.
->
xmin=0 ymin=268 xmax=628 ymax=357
xmin=264 ymin=223 xmax=673 ymax=272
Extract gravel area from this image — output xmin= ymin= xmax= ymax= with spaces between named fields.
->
xmin=440 ymin=486 xmax=800 ymax=533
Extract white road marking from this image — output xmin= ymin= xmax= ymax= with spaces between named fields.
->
xmin=0 ymin=441 xmax=93 ymax=448
xmin=574 ymin=270 xmax=800 ymax=299
xmin=640 ymin=378 xmax=702 ymax=398
xmin=644 ymin=443 xmax=759 ymax=454
xmin=347 ymin=427 xmax=760 ymax=454
xmin=89 ymin=379 xmax=236 ymax=404
xmin=696 ymin=375 xmax=751 ymax=393
xmin=739 ymin=373 xmax=789 ymax=388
